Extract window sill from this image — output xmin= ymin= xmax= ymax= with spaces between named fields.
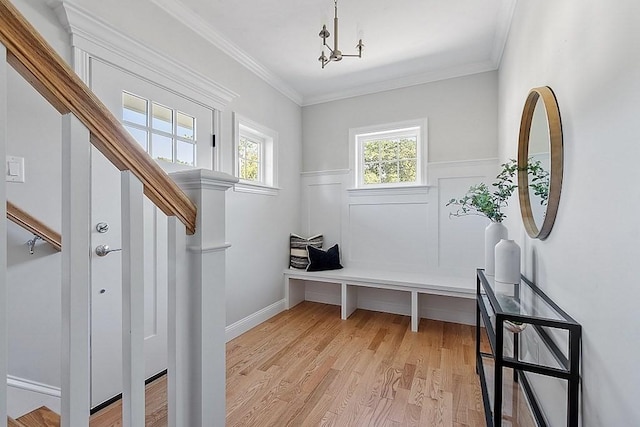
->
xmin=347 ymin=185 xmax=430 ymax=197
xmin=234 ymin=180 xmax=281 ymax=196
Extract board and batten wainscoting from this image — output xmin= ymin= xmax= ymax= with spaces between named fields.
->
xmin=298 ymin=159 xmax=499 ymax=325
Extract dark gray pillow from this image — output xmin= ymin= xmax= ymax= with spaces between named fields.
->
xmin=307 ymin=244 xmax=343 ymax=272
xmin=290 ymin=234 xmax=323 ymax=269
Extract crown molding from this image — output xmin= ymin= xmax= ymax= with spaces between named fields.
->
xmin=53 ymin=0 xmax=238 ymax=110
xmin=301 ymin=60 xmax=497 ymax=106
xmin=149 ymin=0 xmax=303 ymax=106
xmin=490 ymin=0 xmax=518 ymax=67
xmin=50 ymin=0 xmax=516 ymax=109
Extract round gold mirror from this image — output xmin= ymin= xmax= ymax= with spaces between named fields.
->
xmin=517 ymin=86 xmax=563 ymax=240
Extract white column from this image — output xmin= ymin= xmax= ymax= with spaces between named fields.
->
xmin=61 ymin=114 xmax=91 ymax=427
xmin=0 ymin=43 xmax=8 ymax=424
xmin=167 ymin=216 xmax=187 ymax=427
xmin=170 ymin=169 xmax=237 ymax=427
xmin=121 ymin=171 xmax=145 ymax=427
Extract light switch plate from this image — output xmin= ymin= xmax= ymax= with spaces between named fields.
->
xmin=6 ymin=156 xmax=25 ymax=183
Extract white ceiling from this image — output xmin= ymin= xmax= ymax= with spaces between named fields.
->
xmin=151 ymin=0 xmax=517 ymax=106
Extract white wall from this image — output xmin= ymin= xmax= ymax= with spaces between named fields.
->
xmin=302 ymin=71 xmax=499 ymax=171
xmin=498 ymin=0 xmax=640 ymax=425
xmin=300 ymin=72 xmax=501 ymax=324
xmin=5 ymin=0 xmax=301 ymax=410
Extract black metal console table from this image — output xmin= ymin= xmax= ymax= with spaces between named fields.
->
xmin=476 ymin=269 xmax=581 ymax=426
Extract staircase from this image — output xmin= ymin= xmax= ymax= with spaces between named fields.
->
xmin=8 ymin=407 xmax=60 ymax=427
xmin=0 ymin=0 xmax=234 ymax=425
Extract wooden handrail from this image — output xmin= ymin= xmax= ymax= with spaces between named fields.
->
xmin=0 ymin=0 xmax=197 ymax=234
xmin=6 ymin=201 xmax=62 ymax=251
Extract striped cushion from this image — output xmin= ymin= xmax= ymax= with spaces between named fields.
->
xmin=290 ymin=234 xmax=323 ymax=269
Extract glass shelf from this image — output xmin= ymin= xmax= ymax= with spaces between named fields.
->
xmin=481 ymin=273 xmax=570 ymax=323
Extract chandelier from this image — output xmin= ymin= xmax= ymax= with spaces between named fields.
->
xmin=318 ymin=0 xmax=364 ymax=68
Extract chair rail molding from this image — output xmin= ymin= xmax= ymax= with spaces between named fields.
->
xmin=300 ymin=169 xmax=351 ymax=178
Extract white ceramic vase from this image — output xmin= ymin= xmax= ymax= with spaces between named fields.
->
xmin=495 ymin=239 xmax=521 ymax=284
xmin=485 ymin=222 xmax=508 ymax=276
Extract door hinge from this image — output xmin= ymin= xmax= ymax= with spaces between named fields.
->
xmin=212 ymin=134 xmax=216 ymax=147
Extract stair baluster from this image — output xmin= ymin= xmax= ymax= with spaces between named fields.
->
xmin=61 ymin=114 xmax=91 ymax=426
xmin=0 ymin=41 xmax=9 ymax=427
xmin=121 ymin=171 xmax=146 ymax=427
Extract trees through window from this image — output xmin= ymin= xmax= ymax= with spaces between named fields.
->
xmin=237 ymin=133 xmax=262 ymax=182
xmin=352 ymin=120 xmax=426 ymax=188
xmin=233 ymin=113 xmax=278 ymax=193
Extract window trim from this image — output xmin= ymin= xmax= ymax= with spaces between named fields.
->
xmin=349 ymin=118 xmax=428 ymax=190
xmin=232 ymin=112 xmax=279 ymax=195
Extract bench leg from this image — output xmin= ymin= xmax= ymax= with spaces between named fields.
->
xmin=411 ymin=291 xmax=419 ymax=332
xmin=342 ymin=283 xmax=357 ymax=319
xmin=285 ymin=277 xmax=305 ymax=309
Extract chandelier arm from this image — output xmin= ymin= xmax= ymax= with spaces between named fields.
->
xmin=323 ymin=43 xmax=335 ymax=55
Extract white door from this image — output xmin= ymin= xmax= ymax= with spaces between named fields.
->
xmin=89 ymin=58 xmax=214 ymax=407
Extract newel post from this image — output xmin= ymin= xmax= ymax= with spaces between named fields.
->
xmin=170 ymin=169 xmax=237 ymax=427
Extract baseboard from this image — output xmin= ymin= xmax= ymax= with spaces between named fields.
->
xmin=7 ymin=376 xmax=61 ymax=418
xmin=225 ymin=299 xmax=286 ymax=342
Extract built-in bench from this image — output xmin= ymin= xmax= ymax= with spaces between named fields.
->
xmin=284 ymin=268 xmax=476 ymax=332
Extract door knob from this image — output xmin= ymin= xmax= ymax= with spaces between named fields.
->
xmin=95 ymin=244 xmax=122 ymax=257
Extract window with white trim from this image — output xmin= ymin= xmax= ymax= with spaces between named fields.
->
xmin=233 ymin=113 xmax=278 ymax=194
xmin=122 ymin=92 xmax=197 ymax=166
xmin=352 ymin=119 xmax=427 ymax=188
xmin=237 ymin=131 xmax=263 ymax=182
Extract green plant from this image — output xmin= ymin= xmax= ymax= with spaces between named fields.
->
xmin=527 ymin=159 xmax=549 ymax=205
xmin=446 ymin=159 xmax=519 ymax=222
xmin=446 ymin=158 xmax=550 ymax=222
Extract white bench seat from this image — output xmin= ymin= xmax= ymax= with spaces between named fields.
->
xmin=284 ymin=268 xmax=476 ymax=332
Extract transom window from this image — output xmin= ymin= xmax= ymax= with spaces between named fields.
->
xmin=352 ymin=119 xmax=427 ymax=188
xmin=122 ymin=92 xmax=197 ymax=166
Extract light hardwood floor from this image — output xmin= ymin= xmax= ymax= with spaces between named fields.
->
xmin=91 ymin=301 xmax=490 ymax=426
xmin=226 ymin=301 xmax=486 ymax=426
xmin=89 ymin=376 xmax=167 ymax=427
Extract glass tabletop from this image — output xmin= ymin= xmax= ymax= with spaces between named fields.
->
xmin=479 ymin=270 xmax=569 ymax=322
